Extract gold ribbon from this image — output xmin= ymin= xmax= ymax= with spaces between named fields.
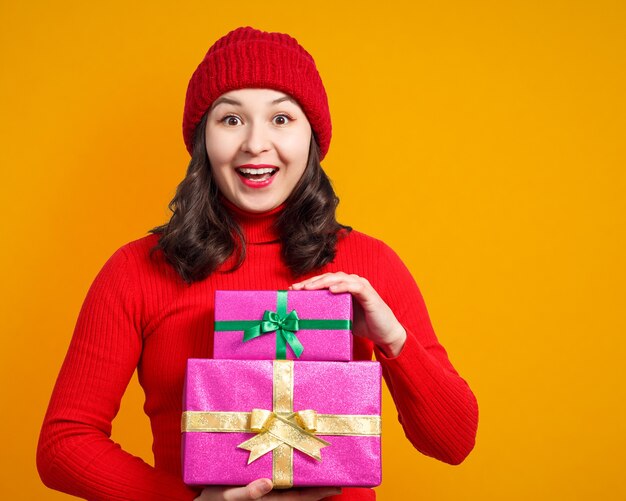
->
xmin=182 ymin=360 xmax=381 ymax=488
xmin=238 ymin=409 xmax=330 ymax=463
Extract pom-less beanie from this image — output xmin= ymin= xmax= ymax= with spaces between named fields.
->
xmin=182 ymin=26 xmax=332 ymax=159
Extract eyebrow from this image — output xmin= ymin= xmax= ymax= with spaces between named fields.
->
xmin=210 ymin=95 xmax=296 ymax=110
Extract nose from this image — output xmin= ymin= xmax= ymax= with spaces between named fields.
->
xmin=241 ymin=121 xmax=271 ymax=155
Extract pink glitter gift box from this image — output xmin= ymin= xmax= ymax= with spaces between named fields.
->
xmin=213 ymin=290 xmax=353 ymax=361
xmin=182 ymin=359 xmax=382 ymax=487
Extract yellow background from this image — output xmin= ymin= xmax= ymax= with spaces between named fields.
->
xmin=1 ymin=0 xmax=625 ymax=499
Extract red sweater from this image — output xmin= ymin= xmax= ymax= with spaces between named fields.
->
xmin=38 ymin=204 xmax=478 ymax=500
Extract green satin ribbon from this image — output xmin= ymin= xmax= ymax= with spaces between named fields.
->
xmin=243 ymin=308 xmax=303 ymax=359
xmin=214 ymin=290 xmax=352 ymax=359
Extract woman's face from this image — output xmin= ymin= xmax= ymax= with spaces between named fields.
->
xmin=205 ymin=88 xmax=312 ymax=213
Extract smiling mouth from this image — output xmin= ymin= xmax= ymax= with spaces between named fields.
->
xmin=235 ymin=167 xmax=279 ymax=182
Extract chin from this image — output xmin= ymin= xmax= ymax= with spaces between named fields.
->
xmin=236 ymin=196 xmax=282 ymax=213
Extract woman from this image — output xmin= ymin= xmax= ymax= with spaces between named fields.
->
xmin=37 ymin=26 xmax=479 ymax=501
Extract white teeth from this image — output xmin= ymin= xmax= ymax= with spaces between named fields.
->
xmin=237 ymin=167 xmax=276 ymax=174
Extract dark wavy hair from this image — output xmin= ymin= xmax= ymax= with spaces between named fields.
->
xmin=149 ymin=113 xmax=351 ymax=284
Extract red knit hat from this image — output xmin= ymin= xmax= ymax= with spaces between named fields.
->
xmin=182 ymin=26 xmax=332 ymax=159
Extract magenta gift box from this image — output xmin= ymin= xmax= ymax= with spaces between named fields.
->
xmin=182 ymin=359 xmax=382 ymax=487
xmin=213 ymin=290 xmax=353 ymax=361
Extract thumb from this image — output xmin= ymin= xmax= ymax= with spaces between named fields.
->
xmin=224 ymin=478 xmax=273 ymax=500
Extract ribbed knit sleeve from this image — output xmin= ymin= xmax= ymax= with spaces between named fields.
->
xmin=371 ymin=242 xmax=479 ymax=465
xmin=37 ymin=247 xmax=198 ymax=501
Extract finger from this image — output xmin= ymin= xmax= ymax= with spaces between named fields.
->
xmin=326 ymin=278 xmax=377 ymax=303
xmin=223 ymin=478 xmax=273 ymax=500
xmin=291 ymin=273 xmax=335 ymax=290
xmin=291 ymin=273 xmax=328 ymax=290
xmin=248 ymin=479 xmax=273 ymax=499
xmin=327 ymin=278 xmax=368 ymax=295
xmin=298 ymin=274 xmax=356 ymax=291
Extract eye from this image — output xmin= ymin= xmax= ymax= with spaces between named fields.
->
xmin=220 ymin=114 xmax=242 ymax=126
xmin=272 ymin=114 xmax=292 ymax=126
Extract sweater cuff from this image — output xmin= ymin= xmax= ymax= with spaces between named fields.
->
xmin=373 ymin=328 xmax=429 ymax=377
xmin=374 ymin=327 xmax=414 ymax=362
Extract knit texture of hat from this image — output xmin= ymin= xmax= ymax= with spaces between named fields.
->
xmin=182 ymin=26 xmax=332 ymax=159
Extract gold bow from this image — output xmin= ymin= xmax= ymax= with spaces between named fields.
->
xmin=238 ymin=409 xmax=330 ymax=463
xmin=181 ymin=361 xmax=381 ymax=488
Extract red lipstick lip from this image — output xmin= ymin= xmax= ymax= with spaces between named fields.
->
xmin=236 ymin=164 xmax=279 ymax=169
xmin=235 ymin=163 xmax=279 ymax=189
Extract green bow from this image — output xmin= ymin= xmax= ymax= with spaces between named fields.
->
xmin=243 ymin=309 xmax=304 ymax=359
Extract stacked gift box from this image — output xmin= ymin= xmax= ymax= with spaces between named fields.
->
xmin=182 ymin=290 xmax=382 ymax=488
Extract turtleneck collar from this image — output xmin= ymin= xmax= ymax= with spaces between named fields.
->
xmin=220 ymin=197 xmax=284 ymax=244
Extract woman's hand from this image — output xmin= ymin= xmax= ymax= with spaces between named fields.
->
xmin=195 ymin=478 xmax=341 ymax=500
xmin=291 ymin=272 xmax=407 ymax=357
